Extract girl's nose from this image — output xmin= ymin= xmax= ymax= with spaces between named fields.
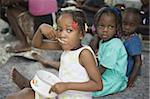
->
xmin=124 ymin=25 xmax=130 ymax=30
xmin=103 ymin=26 xmax=109 ymax=32
xmin=60 ymin=30 xmax=67 ymax=38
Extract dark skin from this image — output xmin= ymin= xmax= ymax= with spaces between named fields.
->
xmin=2 ymin=0 xmax=31 ymax=53
xmin=6 ymin=14 xmax=103 ymax=99
xmin=122 ymin=10 xmax=142 ymax=87
xmin=127 ymin=55 xmax=142 ymax=87
xmin=95 ymin=13 xmax=117 ymax=77
xmin=89 ymin=34 xmax=100 ymax=53
xmin=32 ymin=13 xmax=103 ymax=93
xmin=5 ymin=7 xmax=31 ymax=53
xmin=98 ymin=65 xmax=106 ymax=74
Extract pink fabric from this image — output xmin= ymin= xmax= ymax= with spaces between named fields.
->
xmin=29 ymin=0 xmax=58 ymax=16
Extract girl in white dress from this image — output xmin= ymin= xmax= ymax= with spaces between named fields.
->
xmin=6 ymin=9 xmax=103 ymax=99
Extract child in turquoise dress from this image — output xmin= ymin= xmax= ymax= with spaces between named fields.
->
xmin=92 ymin=7 xmax=128 ymax=97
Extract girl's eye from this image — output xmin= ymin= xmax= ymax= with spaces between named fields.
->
xmin=97 ymin=25 xmax=115 ymax=30
xmin=108 ymin=25 xmax=115 ymax=30
xmin=66 ymin=29 xmax=72 ymax=33
xmin=56 ymin=27 xmax=73 ymax=33
xmin=96 ymin=25 xmax=104 ymax=29
xmin=122 ymin=22 xmax=135 ymax=27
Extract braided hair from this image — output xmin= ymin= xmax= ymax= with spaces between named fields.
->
xmin=94 ymin=6 xmax=122 ymax=38
xmin=56 ymin=8 xmax=87 ymax=36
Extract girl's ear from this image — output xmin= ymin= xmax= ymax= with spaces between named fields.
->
xmin=80 ymin=36 xmax=83 ymax=39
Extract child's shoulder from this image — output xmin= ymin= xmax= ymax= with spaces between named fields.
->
xmin=80 ymin=45 xmax=95 ymax=55
xmin=129 ymin=33 xmax=141 ymax=42
xmin=131 ymin=33 xmax=141 ymax=39
xmin=80 ymin=45 xmax=93 ymax=52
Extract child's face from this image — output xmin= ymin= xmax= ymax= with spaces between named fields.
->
xmin=96 ymin=13 xmax=116 ymax=41
xmin=56 ymin=13 xmax=83 ymax=50
xmin=122 ymin=12 xmax=139 ymax=35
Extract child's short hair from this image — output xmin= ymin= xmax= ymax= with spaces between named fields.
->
xmin=94 ymin=7 xmax=122 ymax=37
xmin=56 ymin=8 xmax=87 ymax=36
xmin=124 ymin=7 xmax=141 ymax=24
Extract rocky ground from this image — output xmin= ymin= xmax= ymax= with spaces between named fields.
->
xmin=0 ymin=19 xmax=149 ymax=99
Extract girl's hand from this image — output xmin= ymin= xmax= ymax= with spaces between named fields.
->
xmin=127 ymin=77 xmax=135 ymax=87
xmin=50 ymin=82 xmax=68 ymax=94
xmin=40 ymin=24 xmax=57 ymax=39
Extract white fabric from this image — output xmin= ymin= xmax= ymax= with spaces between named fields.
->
xmin=58 ymin=45 xmax=97 ymax=99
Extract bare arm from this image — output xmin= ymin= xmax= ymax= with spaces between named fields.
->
xmin=46 ymin=60 xmax=60 ymax=70
xmin=51 ymin=49 xmax=103 ymax=94
xmin=128 ymin=55 xmax=142 ymax=87
xmin=89 ymin=34 xmax=100 ymax=53
xmin=32 ymin=24 xmax=62 ymax=50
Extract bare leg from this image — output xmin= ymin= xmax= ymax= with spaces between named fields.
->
xmin=5 ymin=7 xmax=31 ymax=53
xmin=6 ymin=88 xmax=34 ymax=99
xmin=11 ymin=68 xmax=30 ymax=89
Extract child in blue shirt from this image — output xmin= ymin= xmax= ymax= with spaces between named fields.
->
xmin=122 ymin=7 xmax=142 ymax=87
xmin=92 ymin=7 xmax=128 ymax=97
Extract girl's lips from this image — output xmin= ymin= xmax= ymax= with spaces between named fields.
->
xmin=102 ymin=35 xmax=107 ymax=38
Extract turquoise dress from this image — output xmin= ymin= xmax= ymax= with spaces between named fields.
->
xmin=92 ymin=38 xmax=128 ymax=97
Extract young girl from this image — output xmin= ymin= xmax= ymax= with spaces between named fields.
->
xmin=122 ymin=7 xmax=142 ymax=87
xmin=6 ymin=9 xmax=102 ymax=99
xmin=92 ymin=7 xmax=128 ymax=97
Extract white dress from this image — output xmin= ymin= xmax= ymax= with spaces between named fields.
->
xmin=58 ymin=45 xmax=97 ymax=99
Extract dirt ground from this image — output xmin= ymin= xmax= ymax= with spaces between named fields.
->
xmin=0 ymin=19 xmax=149 ymax=99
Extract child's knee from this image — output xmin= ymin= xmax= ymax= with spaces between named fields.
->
xmin=22 ymin=88 xmax=35 ymax=99
xmin=6 ymin=95 xmax=14 ymax=99
xmin=21 ymin=88 xmax=34 ymax=95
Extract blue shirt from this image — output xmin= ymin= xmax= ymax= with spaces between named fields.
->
xmin=123 ymin=34 xmax=142 ymax=76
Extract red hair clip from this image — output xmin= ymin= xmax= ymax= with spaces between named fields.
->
xmin=72 ymin=21 xmax=78 ymax=29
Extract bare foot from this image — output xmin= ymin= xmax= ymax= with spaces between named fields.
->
xmin=11 ymin=67 xmax=30 ymax=89
xmin=32 ymin=52 xmax=50 ymax=67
